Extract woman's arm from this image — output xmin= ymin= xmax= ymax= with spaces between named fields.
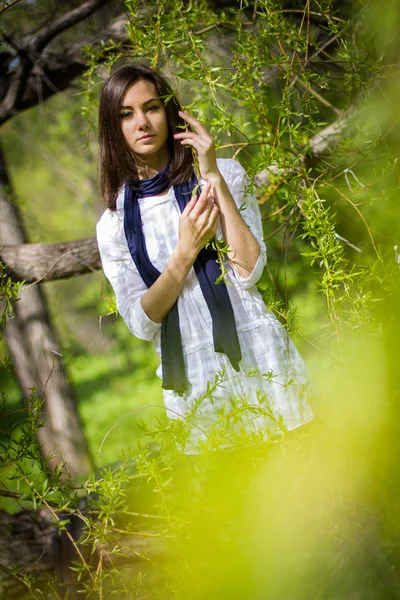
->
xmin=174 ymin=111 xmax=260 ymax=279
xmin=207 ymin=170 xmax=260 ymax=279
xmin=140 ymin=182 xmax=220 ymax=323
xmin=97 ymin=183 xmax=218 ymax=338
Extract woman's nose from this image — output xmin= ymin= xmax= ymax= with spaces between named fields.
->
xmin=137 ymin=111 xmax=150 ymax=129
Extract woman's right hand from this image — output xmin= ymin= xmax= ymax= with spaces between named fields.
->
xmin=140 ymin=183 xmax=220 ymax=324
xmin=177 ymin=182 xmax=220 ymax=260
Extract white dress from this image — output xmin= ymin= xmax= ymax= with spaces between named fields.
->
xmin=96 ymin=158 xmax=313 ymax=451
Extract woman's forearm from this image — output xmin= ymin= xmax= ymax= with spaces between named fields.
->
xmin=141 ymin=181 xmax=220 ymax=324
xmin=140 ymin=244 xmax=196 ymax=323
xmin=208 ymin=172 xmax=260 ymax=279
xmin=173 ymin=111 xmax=260 ymax=278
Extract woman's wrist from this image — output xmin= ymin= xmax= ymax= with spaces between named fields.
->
xmin=173 ymin=241 xmax=199 ymax=268
xmin=201 ymin=169 xmax=223 ymax=185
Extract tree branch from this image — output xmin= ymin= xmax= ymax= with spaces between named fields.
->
xmin=255 ymin=105 xmax=357 ymax=196
xmin=30 ymin=0 xmax=112 ymax=53
xmin=0 ymin=0 xmax=118 ymax=125
xmin=0 ymin=0 xmax=23 ymax=15
xmin=0 ymin=490 xmax=24 ymax=499
xmin=0 ymin=105 xmax=359 ymax=284
xmin=307 ymin=106 xmax=357 ymax=158
xmin=13 ymin=14 xmax=127 ymax=116
xmin=0 ymin=237 xmax=101 ymax=283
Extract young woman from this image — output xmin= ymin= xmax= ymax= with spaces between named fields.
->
xmin=96 ymin=64 xmax=312 ymax=451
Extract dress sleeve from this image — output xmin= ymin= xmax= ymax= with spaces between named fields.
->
xmin=96 ymin=209 xmax=162 ymax=342
xmin=217 ymin=158 xmax=267 ymax=290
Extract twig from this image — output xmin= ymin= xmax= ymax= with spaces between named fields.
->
xmin=0 ymin=0 xmax=112 ymax=123
xmin=321 ymin=181 xmax=379 ymax=257
xmin=264 ymin=207 xmax=297 ymax=240
xmin=110 ymin=528 xmax=170 ymax=538
xmin=0 ymin=489 xmax=25 ymax=499
xmin=98 ymin=404 xmax=209 ymax=454
xmin=0 ymin=0 xmax=23 ymax=14
xmin=276 ymin=9 xmax=346 ymax=23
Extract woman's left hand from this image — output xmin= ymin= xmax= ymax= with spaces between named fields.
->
xmin=174 ymin=111 xmax=220 ymax=182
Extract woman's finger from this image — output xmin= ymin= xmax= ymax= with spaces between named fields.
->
xmin=174 ymin=132 xmax=213 ymax=154
xmin=190 ymin=192 xmax=213 ymax=219
xmin=210 ymin=203 xmax=219 ymax=220
xmin=182 ymin=187 xmax=207 ymax=216
xmin=173 ymin=132 xmax=197 ymax=140
xmin=199 ymin=196 xmax=215 ymax=220
xmin=174 ymin=131 xmax=210 ymax=141
xmin=175 ymin=137 xmax=208 ymax=153
xmin=190 ymin=184 xmax=214 ymax=216
xmin=209 ymin=205 xmax=220 ymax=232
xmin=181 ymin=194 xmax=198 ymax=216
xmin=182 ymin=182 xmax=211 ymax=217
xmin=178 ymin=110 xmax=213 ymax=142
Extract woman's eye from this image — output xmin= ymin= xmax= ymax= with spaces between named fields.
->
xmin=120 ymin=111 xmax=133 ymax=119
xmin=146 ymin=105 xmax=159 ymax=112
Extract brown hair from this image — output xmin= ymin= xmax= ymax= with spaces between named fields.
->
xmin=99 ymin=64 xmax=193 ymax=210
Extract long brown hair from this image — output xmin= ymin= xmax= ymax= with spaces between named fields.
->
xmin=99 ymin=64 xmax=193 ymax=210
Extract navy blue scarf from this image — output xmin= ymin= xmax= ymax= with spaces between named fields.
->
xmin=124 ymin=163 xmax=241 ymax=395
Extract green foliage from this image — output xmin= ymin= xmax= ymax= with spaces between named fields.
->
xmin=2 ymin=321 xmax=400 ymax=599
xmin=78 ymin=0 xmax=399 ymax=339
xmin=0 ymin=262 xmax=23 ymax=332
xmin=2 ymin=0 xmax=400 ymax=597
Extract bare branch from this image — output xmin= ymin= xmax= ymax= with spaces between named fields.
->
xmin=255 ymin=106 xmax=356 ymax=193
xmin=0 ymin=0 xmax=23 ymax=15
xmin=12 ymin=14 xmax=128 ymax=117
xmin=308 ymin=106 xmax=357 ymax=158
xmin=0 ymin=56 xmax=32 ymax=124
xmin=30 ymin=0 xmax=112 ymax=53
xmin=0 ymin=106 xmax=359 ymax=285
xmin=0 ymin=0 xmax=115 ymax=125
xmin=0 ymin=237 xmax=101 ymax=283
xmin=0 ymin=490 xmax=25 ymax=500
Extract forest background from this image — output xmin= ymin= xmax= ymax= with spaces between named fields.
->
xmin=0 ymin=0 xmax=400 ymax=598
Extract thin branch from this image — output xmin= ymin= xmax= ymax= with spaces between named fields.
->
xmin=111 ymin=528 xmax=170 ymax=538
xmin=0 ymin=490 xmax=24 ymax=499
xmin=294 ymin=76 xmax=343 ymax=116
xmin=0 ymin=0 xmax=114 ymax=124
xmin=0 ymin=106 xmax=361 ymax=285
xmin=194 ymin=23 xmax=220 ymax=35
xmin=36 ymin=492 xmax=96 ymax=583
xmin=0 ymin=0 xmax=23 ymax=14
xmin=276 ymin=9 xmax=346 ymax=23
xmin=321 ymin=181 xmax=379 ymax=256
xmin=30 ymin=0 xmax=111 ymax=52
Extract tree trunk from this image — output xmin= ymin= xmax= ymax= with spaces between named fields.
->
xmin=0 ymin=141 xmax=92 ymax=478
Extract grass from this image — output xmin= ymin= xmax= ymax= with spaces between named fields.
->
xmin=69 ymin=351 xmax=164 ymax=468
xmin=0 ymin=337 xmax=164 ymax=511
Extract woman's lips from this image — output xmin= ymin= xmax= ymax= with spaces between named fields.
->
xmin=138 ymin=134 xmax=155 ymax=141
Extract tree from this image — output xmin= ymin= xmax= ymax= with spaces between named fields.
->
xmin=0 ymin=146 xmax=93 ymax=477
xmin=1 ymin=0 xmax=400 ymax=597
xmin=0 ymin=0 xmax=128 ymax=477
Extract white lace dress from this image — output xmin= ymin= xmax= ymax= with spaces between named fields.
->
xmin=96 ymin=158 xmax=313 ymax=450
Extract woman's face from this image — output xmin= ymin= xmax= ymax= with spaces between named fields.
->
xmin=120 ymin=78 xmax=169 ymax=167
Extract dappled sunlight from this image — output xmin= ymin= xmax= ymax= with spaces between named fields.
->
xmin=1 ymin=0 xmax=400 ymax=597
